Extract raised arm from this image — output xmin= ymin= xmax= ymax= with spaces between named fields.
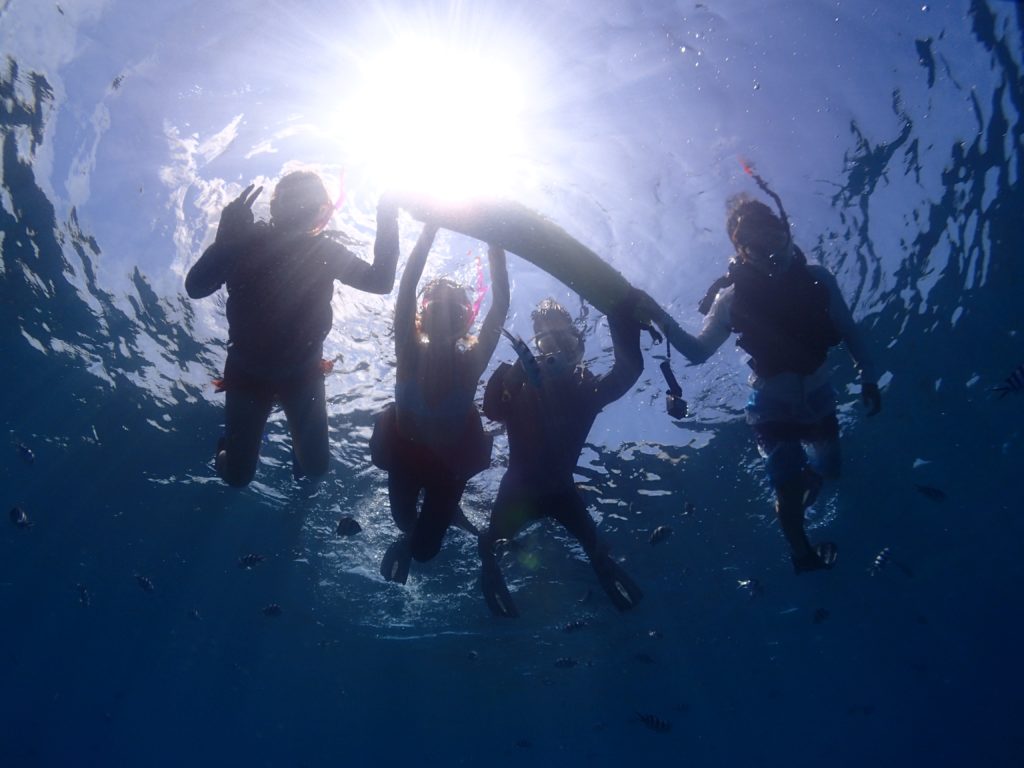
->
xmin=592 ymin=303 xmax=645 ymax=408
xmin=466 ymin=244 xmax=510 ymax=377
xmin=185 ymin=183 xmax=262 ymax=299
xmin=394 ymin=224 xmax=439 ymax=361
xmin=331 ymin=196 xmax=401 ymax=294
xmin=185 ymin=241 xmax=231 ymax=299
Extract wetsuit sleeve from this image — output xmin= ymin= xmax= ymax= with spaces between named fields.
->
xmin=590 ymin=306 xmax=644 ymax=409
xmin=815 ymin=266 xmax=878 ymax=385
xmin=185 ymin=240 xmax=233 ymax=299
xmin=482 ymin=362 xmax=515 ymax=422
xmin=328 ymin=202 xmax=400 ymax=294
xmin=394 ymin=225 xmax=438 ymax=360
xmin=467 ymin=245 xmax=510 ymax=378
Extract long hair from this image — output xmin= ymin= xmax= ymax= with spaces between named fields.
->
xmin=417 ymin=277 xmax=473 ymax=342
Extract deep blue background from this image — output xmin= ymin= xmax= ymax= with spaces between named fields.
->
xmin=2 ymin=1 xmax=1023 ymax=766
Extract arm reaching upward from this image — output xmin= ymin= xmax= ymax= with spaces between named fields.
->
xmin=467 ymin=244 xmax=510 ymax=377
xmin=592 ymin=300 xmax=645 ymax=409
xmin=394 ymin=224 xmax=439 ymax=362
xmin=184 ymin=183 xmax=262 ymax=299
xmin=330 ymin=196 xmax=402 ymax=294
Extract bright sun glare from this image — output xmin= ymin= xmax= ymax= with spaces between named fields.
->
xmin=341 ymin=35 xmax=532 ymax=198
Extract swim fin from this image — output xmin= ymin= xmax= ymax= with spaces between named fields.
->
xmin=792 ymin=541 xmax=838 ymax=574
xmin=594 ymin=555 xmax=644 ymax=611
xmin=380 ymin=536 xmax=412 ymax=584
xmin=481 ymin=563 xmax=518 ymax=618
xmin=452 ymin=507 xmax=480 ymax=537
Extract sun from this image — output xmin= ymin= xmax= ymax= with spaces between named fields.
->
xmin=338 ymin=33 xmax=534 ymax=199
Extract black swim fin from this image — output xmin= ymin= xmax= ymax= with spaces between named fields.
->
xmin=594 ymin=556 xmax=644 ymax=612
xmin=792 ymin=542 xmax=838 ymax=574
xmin=452 ymin=507 xmax=480 ymax=537
xmin=380 ymin=536 xmax=412 ymax=584
xmin=481 ymin=563 xmax=518 ymax=618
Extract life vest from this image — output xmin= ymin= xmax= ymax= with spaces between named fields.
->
xmin=728 ymin=250 xmax=841 ymax=378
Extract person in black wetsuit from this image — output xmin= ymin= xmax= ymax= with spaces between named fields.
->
xmin=371 ymin=224 xmax=510 ymax=583
xmin=653 ymin=193 xmax=881 ymax=573
xmin=185 ymin=171 xmax=400 ymax=487
xmin=478 ymin=297 xmax=645 ymax=617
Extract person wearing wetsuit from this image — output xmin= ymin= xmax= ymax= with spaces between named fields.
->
xmin=655 ymin=194 xmax=881 ymax=572
xmin=478 ymin=298 xmax=645 ymax=617
xmin=372 ymin=225 xmax=510 ymax=583
xmin=185 ymin=171 xmax=400 ymax=487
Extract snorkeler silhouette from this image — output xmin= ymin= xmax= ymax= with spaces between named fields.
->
xmin=185 ymin=171 xmax=400 ymax=487
xmin=477 ymin=296 xmax=645 ymax=617
xmin=371 ymin=225 xmax=510 ymax=583
xmin=650 ymin=172 xmax=881 ymax=573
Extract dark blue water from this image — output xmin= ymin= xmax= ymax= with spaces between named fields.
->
xmin=2 ymin=2 xmax=1023 ymax=766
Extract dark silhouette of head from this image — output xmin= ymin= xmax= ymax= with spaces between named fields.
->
xmin=270 ymin=171 xmax=331 ymax=234
xmin=419 ymin=277 xmax=473 ymax=343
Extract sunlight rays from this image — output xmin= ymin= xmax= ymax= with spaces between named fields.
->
xmin=334 ymin=29 xmax=537 ymax=199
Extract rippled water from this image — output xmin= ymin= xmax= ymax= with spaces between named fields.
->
xmin=2 ymin=1 xmax=1022 ymax=765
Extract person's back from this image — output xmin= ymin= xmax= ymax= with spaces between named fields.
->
xmin=185 ymin=171 xmax=400 ymax=487
xmin=374 ymin=226 xmax=510 ymax=582
xmin=478 ymin=298 xmax=645 ymax=617
xmin=489 ymin=361 xmax=606 ymax=489
xmin=218 ymin=223 xmax=349 ymax=378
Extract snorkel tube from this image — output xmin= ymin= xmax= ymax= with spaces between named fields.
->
xmin=500 ymin=328 xmax=542 ymax=387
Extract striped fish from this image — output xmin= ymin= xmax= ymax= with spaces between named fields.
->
xmin=993 ymin=364 xmax=1024 ymax=398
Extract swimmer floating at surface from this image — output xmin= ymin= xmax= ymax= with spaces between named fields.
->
xmin=185 ymin=171 xmax=401 ymax=487
xmin=647 ymin=180 xmax=881 ymax=573
xmin=478 ymin=296 xmax=645 ymax=617
xmin=371 ymin=225 xmax=510 ymax=583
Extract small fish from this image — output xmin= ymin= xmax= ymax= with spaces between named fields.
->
xmin=15 ymin=442 xmax=35 ymax=464
xmin=554 ymin=657 xmax=578 ymax=669
xmin=647 ymin=629 xmax=663 ymax=640
xmin=812 ymin=607 xmax=830 ymax=624
xmin=868 ymin=547 xmax=891 ymax=575
xmin=913 ymin=484 xmax=946 ymax=502
xmin=637 ymin=712 xmax=672 ymax=733
xmin=111 ymin=74 xmax=124 ymax=90
xmin=9 ymin=506 xmax=32 ymax=529
xmin=649 ymin=525 xmax=673 ymax=545
xmin=238 ymin=553 xmax=265 ymax=569
xmin=868 ymin=547 xmax=913 ymax=577
xmin=135 ymin=574 xmax=154 ymax=593
xmin=189 ymin=608 xmax=202 ymax=621
xmin=562 ymin=619 xmax=587 ymax=633
xmin=683 ymin=501 xmax=696 ymax=516
xmin=736 ymin=578 xmax=763 ymax=599
xmin=77 ymin=584 xmax=91 ymax=607
xmin=992 ymin=364 xmax=1024 ymax=398
xmin=335 ymin=516 xmax=362 ymax=537
xmin=262 ymin=603 xmax=282 ymax=617
xmin=467 ymin=650 xmax=480 ymax=661
xmin=633 ymin=652 xmax=656 ymax=665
